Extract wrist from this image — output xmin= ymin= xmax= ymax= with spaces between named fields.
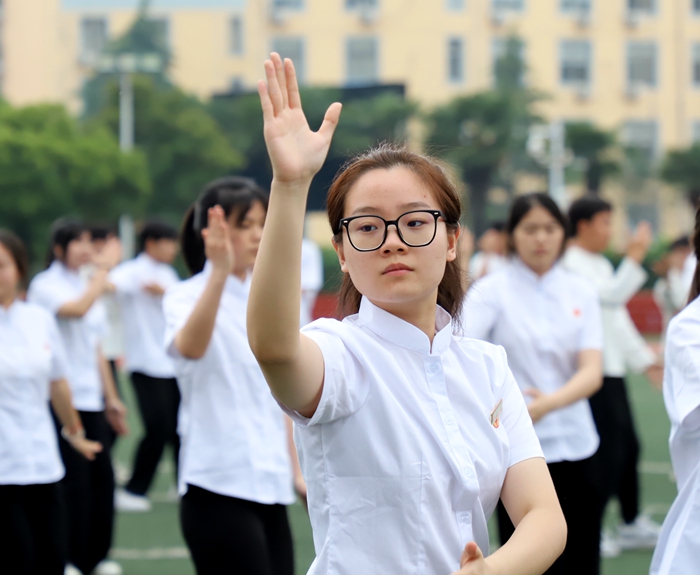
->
xmin=271 ymin=178 xmax=313 ymax=194
xmin=626 ymin=248 xmax=645 ymax=264
xmin=61 ymin=425 xmax=86 ymax=443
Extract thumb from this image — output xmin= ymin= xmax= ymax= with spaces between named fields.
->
xmin=460 ymin=542 xmax=483 ymax=567
xmin=318 ymin=102 xmax=342 ymax=140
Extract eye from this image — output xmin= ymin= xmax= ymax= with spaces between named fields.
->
xmin=358 ymin=224 xmax=378 ymax=233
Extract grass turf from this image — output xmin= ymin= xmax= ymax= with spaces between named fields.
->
xmin=111 ymin=372 xmax=674 ymax=574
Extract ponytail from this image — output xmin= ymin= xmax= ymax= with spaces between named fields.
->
xmin=689 ymin=203 xmax=700 ymax=304
xmin=179 ymin=176 xmax=269 ymax=277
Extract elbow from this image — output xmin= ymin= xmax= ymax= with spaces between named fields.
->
xmin=174 ymin=335 xmax=206 ymax=360
xmin=554 ymin=510 xmax=568 ymax=559
xmin=248 ymin=333 xmax=298 ymax=365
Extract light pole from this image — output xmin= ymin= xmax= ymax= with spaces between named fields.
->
xmin=527 ymin=120 xmax=571 ymax=207
xmin=96 ymin=52 xmax=163 ymax=152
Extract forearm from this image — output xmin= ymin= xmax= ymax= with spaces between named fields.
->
xmin=98 ymin=350 xmax=119 ymax=403
xmin=58 ymin=269 xmax=109 ymax=318
xmin=248 ymin=180 xmax=309 ymax=363
xmin=548 ymin=363 xmax=602 ymax=409
xmin=598 ymin=258 xmax=647 ymax=306
xmin=175 ymin=269 xmax=227 ymax=359
xmin=50 ymin=379 xmax=82 ymax=432
xmin=487 ymin=507 xmax=566 ymax=575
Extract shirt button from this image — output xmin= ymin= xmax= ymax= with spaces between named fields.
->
xmin=445 ymin=417 xmax=454 ymax=425
xmin=428 ymin=363 xmax=439 ymax=374
xmin=461 ymin=512 xmax=471 ymax=522
xmin=465 ymin=468 xmax=473 ymax=477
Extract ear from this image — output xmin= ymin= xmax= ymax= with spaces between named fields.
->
xmin=332 ymin=238 xmax=348 ymax=273
xmin=446 ymin=225 xmax=460 ymax=263
xmin=53 ymin=245 xmax=64 ymax=261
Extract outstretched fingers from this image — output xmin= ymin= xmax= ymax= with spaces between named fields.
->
xmin=264 ymin=59 xmax=284 ymax=115
xmin=285 ymin=58 xmax=302 ymax=109
xmin=271 ymin=52 xmax=289 ymax=109
xmin=319 ymin=102 xmax=343 ymax=141
xmin=258 ymin=80 xmax=274 ymax=122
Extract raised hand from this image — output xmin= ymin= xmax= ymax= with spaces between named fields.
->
xmin=258 ymin=53 xmax=342 ymax=186
xmin=627 ymin=221 xmax=653 ymax=263
xmin=201 ymin=206 xmax=235 ymax=274
xmin=93 ymin=237 xmax=122 ymax=270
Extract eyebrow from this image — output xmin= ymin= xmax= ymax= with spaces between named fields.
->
xmin=350 ymin=201 xmax=433 ymax=216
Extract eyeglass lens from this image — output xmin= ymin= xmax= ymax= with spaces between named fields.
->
xmin=346 ymin=211 xmax=438 ymax=251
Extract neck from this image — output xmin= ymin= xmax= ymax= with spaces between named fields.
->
xmin=0 ymin=290 xmax=16 ymax=309
xmin=372 ymin=293 xmax=438 ymax=344
xmin=571 ymin=237 xmax=600 ymax=254
xmin=232 ymin=268 xmax=248 ymax=282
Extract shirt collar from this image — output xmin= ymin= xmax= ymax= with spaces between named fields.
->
xmin=357 ymin=296 xmax=452 ymax=355
xmin=511 ymin=257 xmax=562 ymax=286
xmin=0 ymin=299 xmax=20 ymax=322
xmin=202 ymin=261 xmax=250 ymax=295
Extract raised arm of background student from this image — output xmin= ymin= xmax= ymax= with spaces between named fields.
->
xmin=50 ymin=378 xmax=103 ymax=460
xmin=57 ymin=238 xmax=121 ymax=318
xmin=597 ymin=222 xmax=652 ymax=307
xmin=98 ymin=348 xmax=128 ymax=436
xmin=173 ymin=206 xmax=233 ymax=360
xmin=247 ymin=54 xmax=341 ymax=418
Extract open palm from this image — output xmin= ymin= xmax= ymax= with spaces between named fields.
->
xmin=258 ymin=53 xmax=342 ymax=185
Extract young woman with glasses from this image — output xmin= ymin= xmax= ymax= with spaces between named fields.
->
xmin=247 ymin=54 xmax=566 ymax=575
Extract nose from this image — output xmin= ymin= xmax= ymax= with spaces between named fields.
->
xmin=381 ymin=223 xmax=405 ymax=253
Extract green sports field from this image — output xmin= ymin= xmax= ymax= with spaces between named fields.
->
xmin=110 ymin=371 xmax=675 ymax=575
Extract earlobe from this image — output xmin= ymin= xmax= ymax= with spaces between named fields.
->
xmin=446 ymin=226 xmax=460 ymax=263
xmin=332 ymin=239 xmax=348 ymax=273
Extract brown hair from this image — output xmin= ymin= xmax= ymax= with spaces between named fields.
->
xmin=0 ymin=229 xmax=29 ymax=287
xmin=688 ymin=202 xmax=700 ymax=304
xmin=326 ymin=143 xmax=464 ymax=320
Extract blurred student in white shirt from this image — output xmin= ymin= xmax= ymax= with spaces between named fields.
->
xmin=653 ymin=236 xmax=692 ymax=334
xmin=27 ymin=219 xmax=127 ymax=575
xmin=111 ymin=221 xmax=181 ymax=512
xmin=469 ymin=221 xmax=508 ymax=280
xmin=300 ymin=238 xmax=323 ymax=327
xmin=463 ymin=193 xmax=605 ymax=575
xmin=563 ymin=196 xmax=663 ymax=555
xmin=247 ymin=55 xmax=566 ymax=575
xmin=650 ymin=206 xmax=700 ymax=575
xmin=0 ymin=229 xmax=101 ymax=575
xmin=164 ymin=177 xmax=301 ymax=575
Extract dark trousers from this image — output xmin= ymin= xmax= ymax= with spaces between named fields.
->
xmin=587 ymin=376 xmax=640 ymax=523
xmin=498 ymin=459 xmax=605 ymax=575
xmin=180 ymin=484 xmax=294 ymax=575
xmin=125 ymin=372 xmax=181 ymax=496
xmin=0 ymin=482 xmax=67 ymax=575
xmin=59 ymin=410 xmax=115 ymax=574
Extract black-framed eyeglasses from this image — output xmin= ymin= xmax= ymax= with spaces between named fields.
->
xmin=338 ymin=210 xmax=445 ymax=252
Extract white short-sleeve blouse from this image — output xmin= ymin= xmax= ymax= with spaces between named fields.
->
xmin=283 ymin=296 xmax=543 ymax=575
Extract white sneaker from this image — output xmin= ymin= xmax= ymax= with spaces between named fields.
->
xmin=617 ymin=515 xmax=661 ymax=550
xmin=600 ymin=529 xmax=621 ymax=558
xmin=94 ymin=560 xmax=123 ymax=575
xmin=64 ymin=565 xmax=83 ymax=575
xmin=114 ymin=487 xmax=152 ymax=512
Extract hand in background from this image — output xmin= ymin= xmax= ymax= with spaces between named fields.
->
xmin=645 ymin=363 xmax=664 ymax=391
xmin=201 ymin=206 xmax=235 ymax=275
xmin=93 ymin=237 xmax=122 ymax=270
xmin=627 ymin=221 xmax=653 ymax=264
xmin=106 ymin=397 xmax=129 ymax=436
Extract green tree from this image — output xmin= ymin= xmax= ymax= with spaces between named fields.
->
xmin=565 ymin=122 xmax=620 ymax=194
xmin=661 ymin=144 xmax=700 ymax=207
xmin=426 ymin=36 xmax=542 ymax=233
xmin=0 ymin=102 xmax=150 ymax=264
xmin=92 ymin=76 xmax=242 ymax=223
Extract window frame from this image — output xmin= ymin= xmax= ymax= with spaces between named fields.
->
xmin=627 ymin=0 xmax=656 ymax=14
xmin=447 ymin=36 xmax=465 ymax=83
xmin=270 ymin=36 xmax=306 ymax=83
xmin=626 ymin=40 xmax=657 ymax=88
xmin=271 ymin=0 xmax=305 ymax=10
xmin=79 ymin=15 xmax=109 ymax=65
xmin=346 ymin=36 xmax=380 ymax=86
xmin=446 ymin=0 xmax=466 ymax=10
xmin=229 ymin=15 xmax=244 ymax=56
xmin=492 ymin=0 xmax=525 ymax=12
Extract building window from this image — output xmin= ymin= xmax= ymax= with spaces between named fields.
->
xmin=347 ymin=37 xmax=379 ymax=85
xmin=447 ymin=37 xmax=465 ymax=83
xmin=627 ymin=41 xmax=657 ymax=87
xmin=271 ymin=37 xmax=305 ymax=82
xmin=492 ymin=0 xmax=525 ymax=11
xmin=80 ymin=17 xmax=108 ymax=65
xmin=446 ymin=0 xmax=465 ymax=9
xmin=693 ymin=43 xmax=700 ymax=86
xmin=560 ymin=40 xmax=591 ymax=85
xmin=272 ymin=0 xmax=304 ymax=8
xmin=346 ymin=0 xmax=378 ymax=8
xmin=561 ymin=0 xmax=591 ymax=11
xmin=628 ymin=0 xmax=655 ymax=13
xmin=230 ymin=77 xmax=245 ymax=93
xmin=230 ymin=16 xmax=243 ymax=55
xmin=694 ymin=0 xmax=700 ymax=15
xmin=623 ymin=120 xmax=658 ymax=161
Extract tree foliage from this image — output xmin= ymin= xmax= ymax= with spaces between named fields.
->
xmin=0 ymin=102 xmax=150 ymax=264
xmin=661 ymin=144 xmax=700 ymax=206
xmin=565 ymin=122 xmax=620 ymax=194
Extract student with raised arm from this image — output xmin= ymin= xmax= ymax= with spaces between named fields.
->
xmin=163 ymin=177 xmax=301 ymax=575
xmin=0 ymin=230 xmax=102 ymax=575
xmin=247 ymin=53 xmax=566 ymax=575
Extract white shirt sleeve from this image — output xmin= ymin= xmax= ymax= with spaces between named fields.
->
xmin=47 ymin=314 xmax=69 ymax=381
xmin=619 ymin=310 xmax=657 ymax=373
xmin=109 ymin=264 xmax=138 ymax=295
xmin=282 ymin=323 xmax=370 ymax=427
xmin=461 ymin=277 xmax=500 ymax=341
xmin=670 ymin=345 xmax=700 ymax=432
xmin=598 ymin=257 xmax=648 ymax=307
xmin=495 ymin=347 xmax=545 ymax=467
xmin=579 ymin=288 xmax=604 ymax=351
xmin=162 ymin=287 xmax=196 ymax=359
xmin=27 ymin=276 xmax=73 ymax=314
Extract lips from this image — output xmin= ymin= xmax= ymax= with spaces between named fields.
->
xmin=383 ymin=263 xmax=412 ymax=275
